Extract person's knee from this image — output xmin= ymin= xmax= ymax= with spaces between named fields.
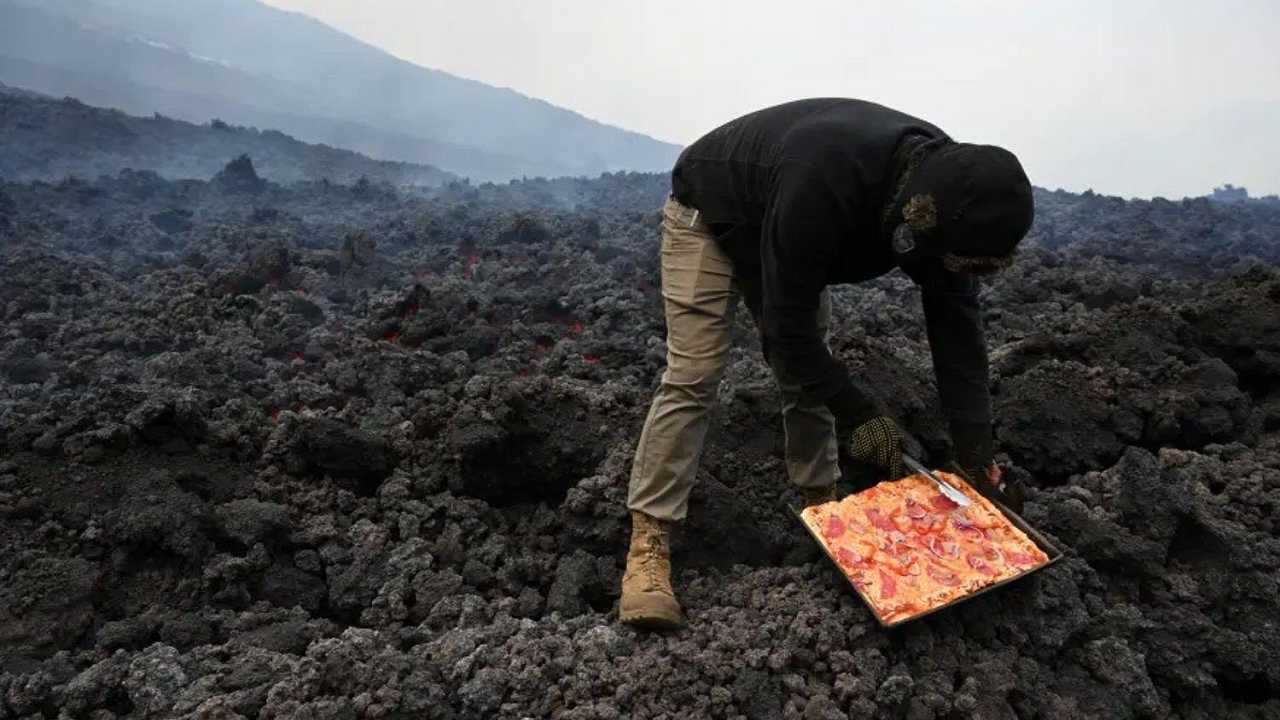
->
xmin=774 ymin=374 xmax=831 ymax=414
xmin=662 ymin=356 xmax=726 ymax=401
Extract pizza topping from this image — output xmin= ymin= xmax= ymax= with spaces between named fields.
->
xmin=930 ymin=493 xmax=960 ymax=511
xmin=912 ymin=517 xmax=941 ymax=535
xmin=891 ymin=513 xmax=914 ymax=533
xmin=878 ymin=568 xmax=898 ymax=599
xmin=824 ymin=515 xmax=846 ymax=539
xmin=1003 ymin=551 xmax=1041 ymax=568
xmin=927 ymin=536 xmax=948 ymax=558
xmin=886 ymin=599 xmax=927 ymax=623
xmin=966 ymin=552 xmax=1000 ymax=576
xmin=836 ymin=546 xmax=864 ymax=567
xmin=943 ymin=540 xmax=961 ymax=558
xmin=849 ymin=572 xmax=870 ymax=593
xmin=892 ymin=541 xmax=914 ymax=558
xmin=926 ymin=563 xmax=962 ymax=587
xmin=904 ymin=498 xmax=928 ymax=520
xmin=894 ymin=554 xmax=921 ymax=576
xmin=952 ymin=509 xmax=992 ymax=535
xmin=927 ymin=535 xmax=962 ymax=558
xmin=865 ymin=508 xmax=896 ymax=532
xmin=951 ymin=511 xmax=985 ymax=538
xmin=856 ymin=540 xmax=879 ymax=561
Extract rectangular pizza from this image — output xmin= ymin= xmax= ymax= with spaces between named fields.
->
xmin=799 ymin=470 xmax=1049 ymax=625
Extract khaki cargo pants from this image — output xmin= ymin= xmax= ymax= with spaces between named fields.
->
xmin=628 ymin=196 xmax=840 ymax=522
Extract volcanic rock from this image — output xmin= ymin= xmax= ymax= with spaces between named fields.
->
xmin=1 ymin=154 xmax=1277 ymax=718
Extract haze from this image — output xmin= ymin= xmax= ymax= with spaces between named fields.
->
xmin=261 ymin=0 xmax=1280 ymax=199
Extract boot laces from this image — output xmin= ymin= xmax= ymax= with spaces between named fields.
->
xmin=643 ymin=534 xmax=666 ymax=590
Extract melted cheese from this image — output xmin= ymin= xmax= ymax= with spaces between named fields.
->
xmin=800 ymin=470 xmax=1049 ymax=625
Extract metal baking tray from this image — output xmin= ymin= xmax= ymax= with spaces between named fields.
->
xmin=792 ymin=480 xmax=1063 ymax=628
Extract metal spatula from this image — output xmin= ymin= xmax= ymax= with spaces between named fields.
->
xmin=902 ymin=453 xmax=971 ymax=507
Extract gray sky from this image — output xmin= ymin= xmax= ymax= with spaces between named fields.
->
xmin=261 ymin=0 xmax=1279 ymax=199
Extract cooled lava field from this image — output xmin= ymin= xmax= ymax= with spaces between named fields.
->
xmin=1 ymin=157 xmax=1278 ymax=719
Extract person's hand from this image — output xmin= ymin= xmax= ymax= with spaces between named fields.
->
xmin=848 ymin=416 xmax=909 ymax=480
xmin=949 ymin=421 xmax=1024 ymax=512
xmin=952 ymin=461 xmax=1025 ymax=514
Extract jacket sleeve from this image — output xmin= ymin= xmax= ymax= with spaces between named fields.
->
xmin=900 ymin=260 xmax=994 ymax=459
xmin=760 ymin=163 xmax=881 ymax=428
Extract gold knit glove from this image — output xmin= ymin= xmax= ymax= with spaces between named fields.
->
xmin=848 ymin=416 xmax=906 ymax=481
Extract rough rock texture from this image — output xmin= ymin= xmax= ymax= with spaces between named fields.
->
xmin=1 ymin=157 xmax=1279 ymax=719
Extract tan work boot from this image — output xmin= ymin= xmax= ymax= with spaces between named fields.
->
xmin=619 ymin=510 xmax=686 ymax=630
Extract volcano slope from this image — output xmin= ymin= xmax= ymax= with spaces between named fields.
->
xmin=1 ymin=163 xmax=1278 ymax=720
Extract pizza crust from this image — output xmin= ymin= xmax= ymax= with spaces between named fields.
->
xmin=800 ymin=470 xmax=1049 ymax=624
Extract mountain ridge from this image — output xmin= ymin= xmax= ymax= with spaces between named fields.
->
xmin=0 ymin=54 xmax=573 ymax=182
xmin=0 ymin=0 xmax=682 ymax=181
xmin=0 ymin=81 xmax=459 ymax=186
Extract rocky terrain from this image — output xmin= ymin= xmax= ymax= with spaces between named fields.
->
xmin=1 ymin=152 xmax=1278 ymax=719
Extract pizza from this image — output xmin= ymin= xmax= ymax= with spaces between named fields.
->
xmin=799 ymin=470 xmax=1049 ymax=625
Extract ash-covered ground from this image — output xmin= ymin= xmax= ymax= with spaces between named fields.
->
xmin=1 ymin=158 xmax=1278 ymax=719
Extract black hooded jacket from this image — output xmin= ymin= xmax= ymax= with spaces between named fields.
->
xmin=671 ymin=98 xmax=991 ymax=434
